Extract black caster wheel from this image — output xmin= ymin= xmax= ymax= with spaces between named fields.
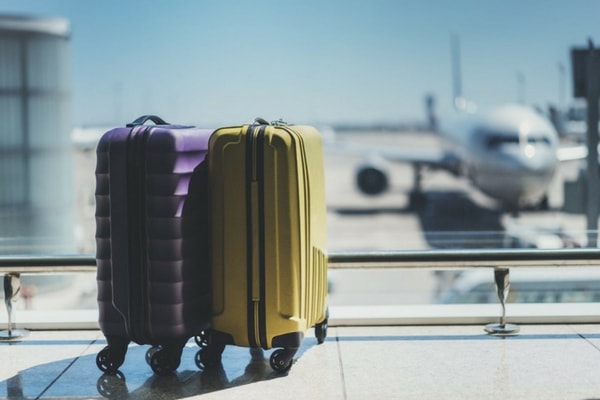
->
xmin=315 ymin=318 xmax=328 ymax=344
xmin=96 ymin=346 xmax=124 ymax=374
xmin=269 ymin=349 xmax=293 ymax=373
xmin=194 ymin=331 xmax=209 ymax=348
xmin=315 ymin=307 xmax=329 ymax=344
xmin=198 ymin=346 xmax=222 ymax=369
xmin=150 ymin=348 xmax=180 ymax=376
xmin=194 ymin=350 xmax=203 ymax=369
xmin=145 ymin=345 xmax=161 ymax=366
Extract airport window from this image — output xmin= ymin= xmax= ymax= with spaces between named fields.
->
xmin=567 ymin=105 xmax=585 ymax=121
xmin=0 ymin=3 xmax=598 ymax=320
xmin=442 ymin=281 xmax=600 ymax=304
xmin=4 ymin=4 xmax=600 ymax=398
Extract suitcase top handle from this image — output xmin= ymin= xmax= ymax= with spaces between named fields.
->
xmin=126 ymin=115 xmax=169 ymax=127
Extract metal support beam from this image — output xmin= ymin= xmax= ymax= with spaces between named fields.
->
xmin=586 ymin=40 xmax=600 ymax=247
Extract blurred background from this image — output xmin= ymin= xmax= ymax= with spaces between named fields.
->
xmin=1 ymin=0 xmax=600 ymax=311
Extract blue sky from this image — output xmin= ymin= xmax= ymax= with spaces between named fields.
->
xmin=2 ymin=0 xmax=600 ymax=127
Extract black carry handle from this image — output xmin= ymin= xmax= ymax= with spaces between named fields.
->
xmin=253 ymin=117 xmax=270 ymax=125
xmin=126 ymin=115 xmax=169 ymax=127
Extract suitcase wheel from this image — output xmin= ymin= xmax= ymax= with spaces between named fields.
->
xmin=315 ymin=318 xmax=328 ymax=344
xmin=149 ymin=347 xmax=181 ymax=376
xmin=194 ymin=331 xmax=210 ymax=348
xmin=196 ymin=345 xmax=223 ymax=369
xmin=96 ymin=346 xmax=125 ymax=374
xmin=315 ymin=307 xmax=329 ymax=344
xmin=269 ymin=348 xmax=295 ymax=373
xmin=145 ymin=346 xmax=161 ymax=365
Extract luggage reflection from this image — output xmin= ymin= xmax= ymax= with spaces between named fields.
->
xmin=95 ymin=347 xmax=284 ymax=399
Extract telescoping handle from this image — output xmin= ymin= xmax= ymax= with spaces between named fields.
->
xmin=253 ymin=117 xmax=270 ymax=125
xmin=126 ymin=115 xmax=169 ymax=127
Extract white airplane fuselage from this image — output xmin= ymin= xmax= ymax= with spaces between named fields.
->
xmin=440 ymin=104 xmax=559 ymax=209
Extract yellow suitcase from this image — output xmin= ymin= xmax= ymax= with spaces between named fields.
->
xmin=201 ymin=119 xmax=328 ymax=372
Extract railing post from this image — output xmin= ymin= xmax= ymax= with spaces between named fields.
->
xmin=0 ymin=273 xmax=29 ymax=341
xmin=485 ymin=267 xmax=520 ymax=335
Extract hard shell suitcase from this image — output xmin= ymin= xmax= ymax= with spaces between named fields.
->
xmin=95 ymin=115 xmax=213 ymax=375
xmin=201 ymin=118 xmax=329 ymax=373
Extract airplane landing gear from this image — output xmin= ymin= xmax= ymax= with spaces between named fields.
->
xmin=409 ymin=163 xmax=426 ymax=209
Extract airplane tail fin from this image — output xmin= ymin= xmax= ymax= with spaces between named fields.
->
xmin=451 ymin=33 xmax=477 ymax=113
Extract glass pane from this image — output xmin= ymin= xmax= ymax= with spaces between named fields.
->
xmin=0 ymin=5 xmax=597 ymax=317
xmin=0 ymin=36 xmax=21 ymax=89
xmin=0 ymin=96 xmax=23 ymax=147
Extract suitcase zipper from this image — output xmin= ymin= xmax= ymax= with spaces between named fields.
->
xmin=245 ymin=124 xmax=268 ymax=348
xmin=257 ymin=127 xmax=268 ymax=348
xmin=126 ymin=126 xmax=151 ymax=343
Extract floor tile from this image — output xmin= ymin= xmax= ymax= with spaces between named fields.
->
xmin=336 ymin=325 xmax=600 ymax=400
xmin=0 ymin=330 xmax=100 ymax=399
xmin=3 ymin=326 xmax=600 ymax=399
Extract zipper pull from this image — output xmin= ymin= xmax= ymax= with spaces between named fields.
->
xmin=253 ymin=117 xmax=288 ymax=126
xmin=271 ymin=118 xmax=288 ymax=126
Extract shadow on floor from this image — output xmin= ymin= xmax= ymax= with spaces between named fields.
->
xmin=416 ymin=190 xmax=505 ymax=249
xmin=1 ymin=338 xmax=319 ymax=399
xmin=330 ymin=190 xmax=505 ymax=249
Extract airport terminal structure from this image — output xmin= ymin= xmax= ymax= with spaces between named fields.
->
xmin=2 ymin=9 xmax=600 ymax=400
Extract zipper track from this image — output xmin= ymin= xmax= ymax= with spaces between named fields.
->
xmin=245 ymin=125 xmax=257 ymax=347
xmin=257 ymin=128 xmax=267 ymax=348
xmin=126 ymin=126 xmax=150 ymax=342
xmin=245 ymin=124 xmax=268 ymax=348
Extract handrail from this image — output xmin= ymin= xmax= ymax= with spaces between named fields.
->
xmin=326 ymin=248 xmax=600 ymax=334
xmin=1 ymin=249 xmax=600 ymax=337
xmin=0 ymin=255 xmax=96 ymax=273
xmin=328 ymin=248 xmax=600 ymax=268
xmin=1 ymin=248 xmax=600 ymax=273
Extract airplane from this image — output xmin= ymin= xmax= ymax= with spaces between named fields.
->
xmin=331 ymin=102 xmax=587 ymax=213
xmin=437 ymin=103 xmax=586 ymax=211
xmin=327 ymin=37 xmax=588 ymax=214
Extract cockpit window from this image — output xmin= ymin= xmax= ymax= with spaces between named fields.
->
xmin=484 ymin=134 xmax=519 ymax=149
xmin=526 ymin=135 xmax=551 ymax=145
xmin=483 ymin=132 xmax=551 ymax=149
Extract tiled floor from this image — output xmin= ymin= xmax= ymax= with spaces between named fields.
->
xmin=2 ymin=324 xmax=600 ymax=399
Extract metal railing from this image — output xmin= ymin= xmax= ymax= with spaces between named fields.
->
xmin=329 ymin=248 xmax=600 ymax=334
xmin=328 ymin=248 xmax=600 ymax=269
xmin=2 ymin=248 xmax=600 ymax=339
xmin=0 ymin=255 xmax=96 ymax=273
xmin=2 ymin=248 xmax=598 ymax=273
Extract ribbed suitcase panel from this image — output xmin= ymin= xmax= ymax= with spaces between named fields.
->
xmin=143 ymin=139 xmax=210 ymax=340
xmin=95 ymin=125 xmax=211 ymax=343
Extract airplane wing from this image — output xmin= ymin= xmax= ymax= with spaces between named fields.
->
xmin=556 ymin=143 xmax=592 ymax=162
xmin=325 ymin=139 xmax=457 ymax=171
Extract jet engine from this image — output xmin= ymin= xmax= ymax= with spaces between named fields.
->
xmin=355 ymin=162 xmax=389 ymax=195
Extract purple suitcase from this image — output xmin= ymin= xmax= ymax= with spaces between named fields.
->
xmin=95 ymin=115 xmax=213 ymax=375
